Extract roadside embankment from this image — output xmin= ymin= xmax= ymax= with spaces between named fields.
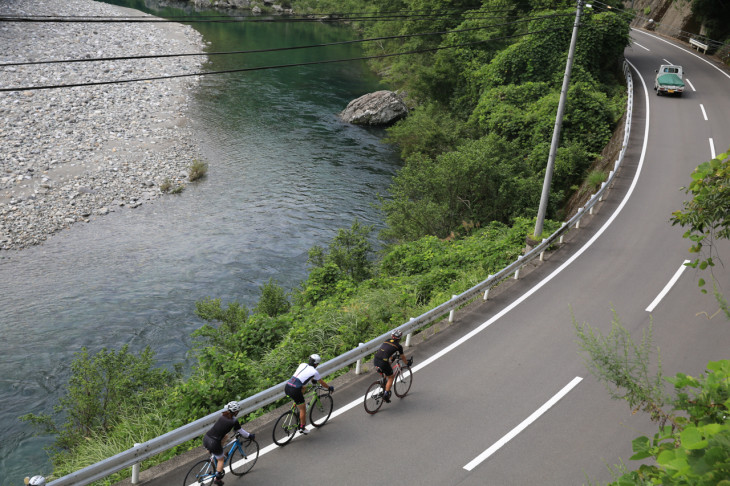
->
xmin=0 ymin=0 xmax=205 ymax=250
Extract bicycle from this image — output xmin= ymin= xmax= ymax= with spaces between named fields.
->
xmin=272 ymin=384 xmax=334 ymax=446
xmin=183 ymin=434 xmax=259 ymax=486
xmin=363 ymin=355 xmax=413 ymax=414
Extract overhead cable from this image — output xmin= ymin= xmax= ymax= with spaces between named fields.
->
xmin=0 ymin=12 xmax=575 ymax=68
xmin=0 ymin=27 xmax=567 ymax=93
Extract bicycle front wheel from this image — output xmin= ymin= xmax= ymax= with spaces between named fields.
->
xmin=183 ymin=459 xmax=214 ymax=486
xmin=272 ymin=410 xmax=299 ymax=446
xmin=229 ymin=438 xmax=259 ymax=476
xmin=364 ymin=381 xmax=384 ymax=414
xmin=309 ymin=392 xmax=333 ymax=427
xmin=393 ymin=366 xmax=413 ymax=397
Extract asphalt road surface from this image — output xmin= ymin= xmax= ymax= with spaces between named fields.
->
xmin=148 ymin=29 xmax=730 ymax=486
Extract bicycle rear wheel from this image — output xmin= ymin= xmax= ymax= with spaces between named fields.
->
xmin=183 ymin=459 xmax=214 ymax=486
xmin=229 ymin=438 xmax=259 ymax=476
xmin=272 ymin=410 xmax=299 ymax=446
xmin=364 ymin=381 xmax=384 ymax=414
xmin=393 ymin=366 xmax=413 ymax=397
xmin=309 ymin=392 xmax=333 ymax=427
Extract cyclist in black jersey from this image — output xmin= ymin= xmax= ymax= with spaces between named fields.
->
xmin=203 ymin=400 xmax=254 ymax=486
xmin=372 ymin=330 xmax=412 ymax=403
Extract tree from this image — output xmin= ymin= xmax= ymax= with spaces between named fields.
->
xmin=20 ymin=345 xmax=177 ymax=452
xmin=671 ymin=147 xmax=730 ymax=291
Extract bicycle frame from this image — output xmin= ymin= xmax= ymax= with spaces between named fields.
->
xmin=210 ymin=436 xmax=250 ymax=472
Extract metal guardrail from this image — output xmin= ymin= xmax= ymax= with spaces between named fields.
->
xmin=45 ymin=62 xmax=635 ymax=486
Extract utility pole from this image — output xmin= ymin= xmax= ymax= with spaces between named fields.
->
xmin=533 ymin=0 xmax=585 ymax=238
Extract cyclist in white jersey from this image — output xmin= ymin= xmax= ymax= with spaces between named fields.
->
xmin=284 ymin=354 xmax=334 ymax=434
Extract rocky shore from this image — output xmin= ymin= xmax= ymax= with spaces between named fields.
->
xmin=0 ymin=0 xmax=205 ymax=251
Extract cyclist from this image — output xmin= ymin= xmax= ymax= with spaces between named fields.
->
xmin=284 ymin=354 xmax=334 ymax=435
xmin=373 ymin=329 xmax=413 ymax=403
xmin=203 ymin=400 xmax=255 ymax=486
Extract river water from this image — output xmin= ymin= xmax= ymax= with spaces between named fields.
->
xmin=0 ymin=2 xmax=399 ymax=480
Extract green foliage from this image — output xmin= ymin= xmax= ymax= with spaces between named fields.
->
xmin=585 ymin=170 xmax=608 ymax=192
xmin=671 ymin=148 xmax=730 ymax=290
xmin=254 ymin=278 xmax=291 ymax=317
xmin=188 ymin=159 xmax=208 ymax=182
xmin=297 ymin=220 xmax=374 ymax=305
xmin=574 ymin=311 xmax=671 ymax=424
xmin=20 ymin=346 xmax=178 ymax=452
xmin=688 ymin=0 xmax=730 ymax=47
xmin=607 ymin=361 xmax=730 ymax=486
xmin=385 ymin=102 xmax=472 ymax=159
xmin=381 ymin=134 xmax=544 ymax=241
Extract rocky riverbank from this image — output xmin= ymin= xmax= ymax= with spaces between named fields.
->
xmin=0 ymin=0 xmax=205 ymax=251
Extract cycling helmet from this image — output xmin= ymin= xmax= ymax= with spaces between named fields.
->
xmin=28 ymin=477 xmax=46 ymax=486
xmin=308 ymin=354 xmax=322 ymax=366
xmin=225 ymin=401 xmax=241 ymax=414
xmin=391 ymin=329 xmax=403 ymax=340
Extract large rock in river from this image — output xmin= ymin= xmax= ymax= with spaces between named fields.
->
xmin=339 ymin=90 xmax=408 ymax=126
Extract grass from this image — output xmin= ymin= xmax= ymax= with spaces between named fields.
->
xmin=160 ymin=178 xmax=185 ymax=194
xmin=585 ymin=170 xmax=608 ymax=192
xmin=188 ymin=160 xmax=208 ymax=182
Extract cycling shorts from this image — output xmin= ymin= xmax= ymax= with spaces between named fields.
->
xmin=203 ymin=434 xmax=224 ymax=458
xmin=284 ymin=383 xmax=305 ymax=405
xmin=373 ymin=358 xmax=393 ymax=376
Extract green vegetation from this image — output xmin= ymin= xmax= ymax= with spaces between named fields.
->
xmin=159 ymin=178 xmax=185 ymax=194
xmin=314 ymin=0 xmax=628 ymax=242
xmin=20 ymin=346 xmax=182 ymax=482
xmin=26 ymin=0 xmax=635 ymax=481
xmin=671 ymin=147 xmax=730 ymax=291
xmin=575 ymin=154 xmax=730 ymax=485
xmin=586 ymin=169 xmax=608 ymax=192
xmin=188 ymin=159 xmax=208 ymax=182
xmin=576 ymin=319 xmax=730 ymax=485
xmin=675 ymin=0 xmax=730 ymax=49
xmin=28 ymin=217 xmax=559 ymax=483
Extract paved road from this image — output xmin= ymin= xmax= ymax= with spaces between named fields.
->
xmin=152 ymin=30 xmax=730 ymax=486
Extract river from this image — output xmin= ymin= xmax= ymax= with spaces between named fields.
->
xmin=0 ymin=1 xmax=399 ymax=480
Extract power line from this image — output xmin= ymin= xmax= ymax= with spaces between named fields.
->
xmin=0 ymin=12 xmax=575 ymax=68
xmin=0 ymin=4 xmax=569 ymax=24
xmin=0 ymin=27 xmax=567 ymax=93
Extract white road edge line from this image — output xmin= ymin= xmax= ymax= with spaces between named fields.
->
xmin=710 ymin=138 xmax=716 ymax=159
xmin=218 ymin=59 xmax=652 ymax=481
xmin=635 ymin=29 xmax=730 ymax=81
xmin=686 ymin=78 xmax=696 ymax=91
xmin=463 ymin=377 xmax=583 ymax=471
xmin=645 ymin=260 xmax=691 ymax=312
xmin=700 ymin=103 xmax=708 ymax=120
xmin=633 ymin=41 xmax=649 ymax=51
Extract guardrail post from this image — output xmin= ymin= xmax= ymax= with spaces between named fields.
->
xmin=514 ymin=255 xmax=523 ymax=280
xmin=448 ymin=295 xmax=457 ymax=322
xmin=575 ymin=209 xmax=583 ymax=229
xmin=483 ymin=275 xmax=493 ymax=300
xmin=599 ymin=181 xmax=606 ymax=201
xmin=355 ymin=343 xmax=365 ymax=374
xmin=539 ymin=239 xmax=547 ymax=261
xmin=131 ymin=444 xmax=141 ymax=484
xmin=405 ymin=318 xmax=414 ymax=347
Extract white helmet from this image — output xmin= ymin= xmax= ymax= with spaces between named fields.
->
xmin=308 ymin=354 xmax=321 ymax=366
xmin=225 ymin=401 xmax=241 ymax=414
xmin=28 ymin=477 xmax=46 ymax=486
